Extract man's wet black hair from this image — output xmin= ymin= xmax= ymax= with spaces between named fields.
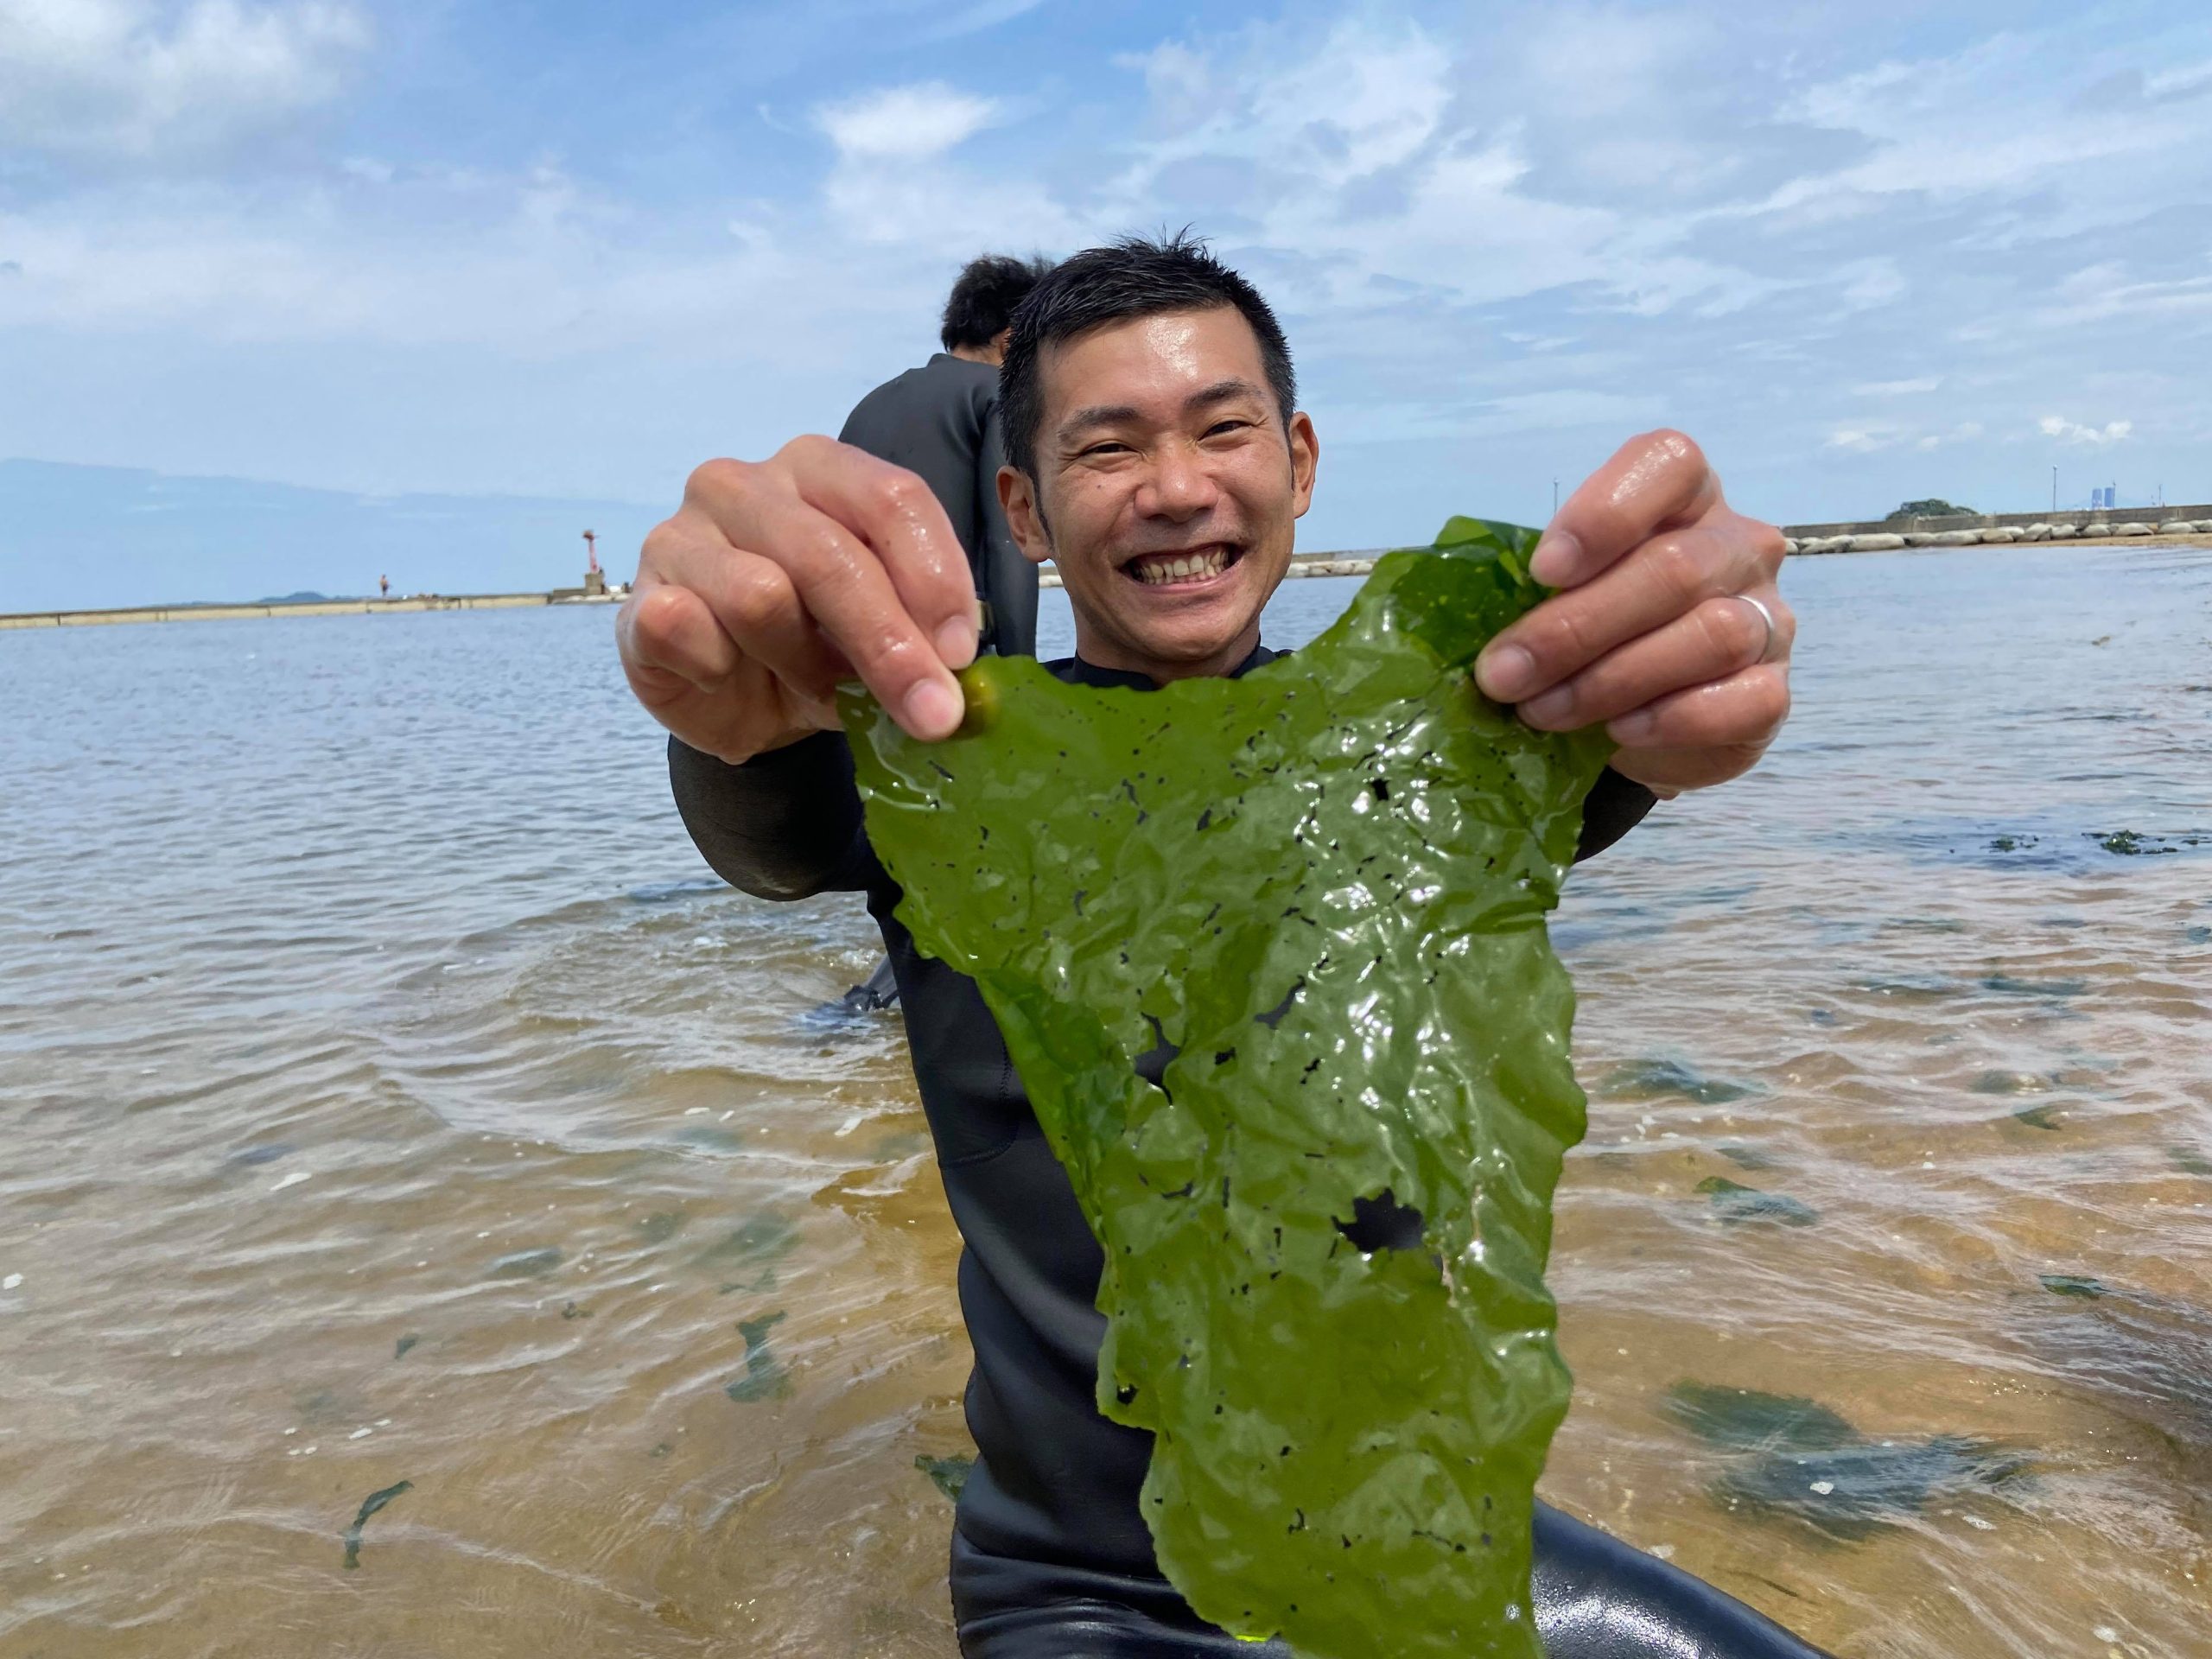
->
xmin=940 ymin=253 xmax=1055 ymax=352
xmin=1000 ymin=232 xmax=1296 ymax=480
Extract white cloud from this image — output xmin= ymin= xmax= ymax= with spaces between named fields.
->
xmin=1912 ymin=421 xmax=1982 ymax=451
xmin=814 ymin=81 xmax=1000 ymax=162
xmin=1328 ymin=386 xmax=1666 ymax=444
xmin=917 ymin=0 xmax=1048 ymax=41
xmin=2039 ymin=414 xmax=2133 ymax=447
xmin=1116 ymin=17 xmax=1451 ymax=185
xmin=808 ymin=79 xmax=1078 ymax=255
xmin=1827 ymin=425 xmax=1899 ymax=454
xmin=0 ymin=0 xmax=368 ymax=159
xmin=2145 ymin=57 xmax=2212 ymax=101
xmin=0 ymin=166 xmax=815 ymax=353
xmin=1830 ymin=416 xmax=1984 ymax=454
xmin=1759 ymin=29 xmax=2212 ymax=244
xmin=1096 ymin=14 xmax=1775 ymax=324
xmin=1853 ymin=377 xmax=1942 ymax=396
xmin=2031 ymin=260 xmax=2212 ymax=327
xmin=1838 ymin=258 xmax=1906 ymax=311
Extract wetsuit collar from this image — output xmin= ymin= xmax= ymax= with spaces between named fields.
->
xmin=1060 ymin=643 xmax=1279 ymax=690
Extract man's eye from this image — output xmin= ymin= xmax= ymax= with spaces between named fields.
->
xmin=1203 ymin=420 xmax=1251 ymax=439
xmin=1081 ymin=442 xmax=1131 ymax=457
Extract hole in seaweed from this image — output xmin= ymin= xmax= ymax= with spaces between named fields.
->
xmin=1255 ymin=977 xmax=1306 ymax=1030
xmin=1135 ymin=1011 xmax=1180 ymax=1095
xmin=1335 ymin=1188 xmax=1426 ymax=1255
xmin=1116 ymin=1382 xmax=1138 ymax=1405
xmin=1370 ymin=777 xmax=1389 ymax=802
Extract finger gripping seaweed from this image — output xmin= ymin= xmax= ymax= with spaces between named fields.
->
xmin=842 ymin=519 xmax=1611 ymax=1657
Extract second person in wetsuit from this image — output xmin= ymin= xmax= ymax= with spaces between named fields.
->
xmin=839 ymin=252 xmax=1052 ymax=661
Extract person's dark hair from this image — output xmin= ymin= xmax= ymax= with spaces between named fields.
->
xmin=940 ymin=253 xmax=1055 ymax=352
xmin=999 ymin=232 xmax=1296 ymax=480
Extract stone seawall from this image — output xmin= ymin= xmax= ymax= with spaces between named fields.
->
xmin=1779 ymin=504 xmax=2212 ymax=555
xmin=1036 ymin=512 xmax=2212 ymax=587
xmin=0 ymin=589 xmax=624 ymax=631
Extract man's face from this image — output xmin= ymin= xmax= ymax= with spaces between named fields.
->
xmin=1000 ymin=307 xmax=1319 ymax=681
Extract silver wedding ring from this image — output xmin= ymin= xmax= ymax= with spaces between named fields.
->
xmin=1733 ymin=594 xmax=1777 ymax=664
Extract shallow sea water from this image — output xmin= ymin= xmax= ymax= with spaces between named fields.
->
xmin=1 ymin=543 xmax=2207 ymax=1658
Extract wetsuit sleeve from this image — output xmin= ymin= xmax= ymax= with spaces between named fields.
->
xmin=1573 ymin=767 xmax=1657 ymax=863
xmin=667 ymin=732 xmax=880 ymax=899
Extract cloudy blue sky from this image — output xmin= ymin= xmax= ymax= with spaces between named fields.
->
xmin=3 ymin=0 xmax=2209 ymax=608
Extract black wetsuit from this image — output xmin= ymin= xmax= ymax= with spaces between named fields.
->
xmin=839 ymin=353 xmax=1037 ymax=658
xmin=670 ymin=647 xmax=1834 ymax=1658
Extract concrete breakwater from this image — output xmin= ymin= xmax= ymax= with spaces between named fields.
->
xmin=1781 ymin=503 xmax=2212 ymax=555
xmin=1038 ymin=512 xmax=2212 ymax=588
xmin=0 ymin=588 xmax=626 ymax=631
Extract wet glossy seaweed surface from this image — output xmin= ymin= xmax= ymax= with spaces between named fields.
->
xmin=847 ymin=521 xmax=1611 ymax=1656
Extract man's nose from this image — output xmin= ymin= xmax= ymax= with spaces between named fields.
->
xmin=1135 ymin=440 xmax=1221 ymax=520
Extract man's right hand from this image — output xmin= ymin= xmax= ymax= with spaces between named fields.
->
xmin=617 ymin=437 xmax=981 ymax=763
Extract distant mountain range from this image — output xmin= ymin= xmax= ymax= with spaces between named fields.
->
xmin=0 ymin=458 xmax=662 ymax=614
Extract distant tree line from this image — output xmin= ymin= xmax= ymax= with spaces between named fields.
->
xmin=1885 ymin=498 xmax=1976 ymax=521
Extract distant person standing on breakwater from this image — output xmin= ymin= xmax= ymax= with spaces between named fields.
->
xmin=838 ymin=253 xmax=1053 ymax=661
xmin=379 ymin=574 xmax=389 ymax=599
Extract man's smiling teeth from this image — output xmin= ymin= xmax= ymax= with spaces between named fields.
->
xmin=1130 ymin=546 xmax=1231 ymax=585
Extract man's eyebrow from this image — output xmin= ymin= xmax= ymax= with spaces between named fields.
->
xmin=1058 ymin=403 xmax=1141 ymax=440
xmin=1056 ymin=379 xmax=1271 ymax=444
xmin=1181 ymin=377 xmax=1267 ymax=416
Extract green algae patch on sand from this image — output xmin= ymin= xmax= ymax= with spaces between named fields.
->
xmin=915 ymin=1452 xmax=975 ymax=1501
xmin=842 ymin=518 xmax=1611 ymax=1659
xmin=1695 ymin=1175 xmax=1818 ymax=1228
xmin=486 ymin=1246 xmax=563 ymax=1279
xmin=2039 ymin=1273 xmax=2107 ymax=1300
xmin=726 ymin=1310 xmax=792 ymax=1403
xmin=1600 ymin=1057 xmax=1761 ymax=1104
xmin=1662 ymin=1383 xmax=2026 ymax=1542
xmin=340 ymin=1479 xmax=413 ymax=1570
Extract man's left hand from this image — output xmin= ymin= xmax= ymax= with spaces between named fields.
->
xmin=1473 ymin=429 xmax=1794 ymax=795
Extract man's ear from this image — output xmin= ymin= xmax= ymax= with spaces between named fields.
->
xmin=998 ymin=465 xmax=1052 ymax=566
xmin=1288 ymin=411 xmax=1319 ymax=520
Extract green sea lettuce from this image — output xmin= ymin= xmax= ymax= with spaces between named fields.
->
xmin=842 ymin=518 xmax=1611 ymax=1657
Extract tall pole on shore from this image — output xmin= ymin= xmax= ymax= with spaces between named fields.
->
xmin=2051 ymin=467 xmax=2057 ymax=513
xmin=1552 ymin=477 xmax=1560 ymax=518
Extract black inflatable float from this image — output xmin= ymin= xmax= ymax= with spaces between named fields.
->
xmin=950 ymin=1502 xmax=1831 ymax=1656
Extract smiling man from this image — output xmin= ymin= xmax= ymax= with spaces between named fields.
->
xmin=619 ymin=237 xmax=1815 ymax=1657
